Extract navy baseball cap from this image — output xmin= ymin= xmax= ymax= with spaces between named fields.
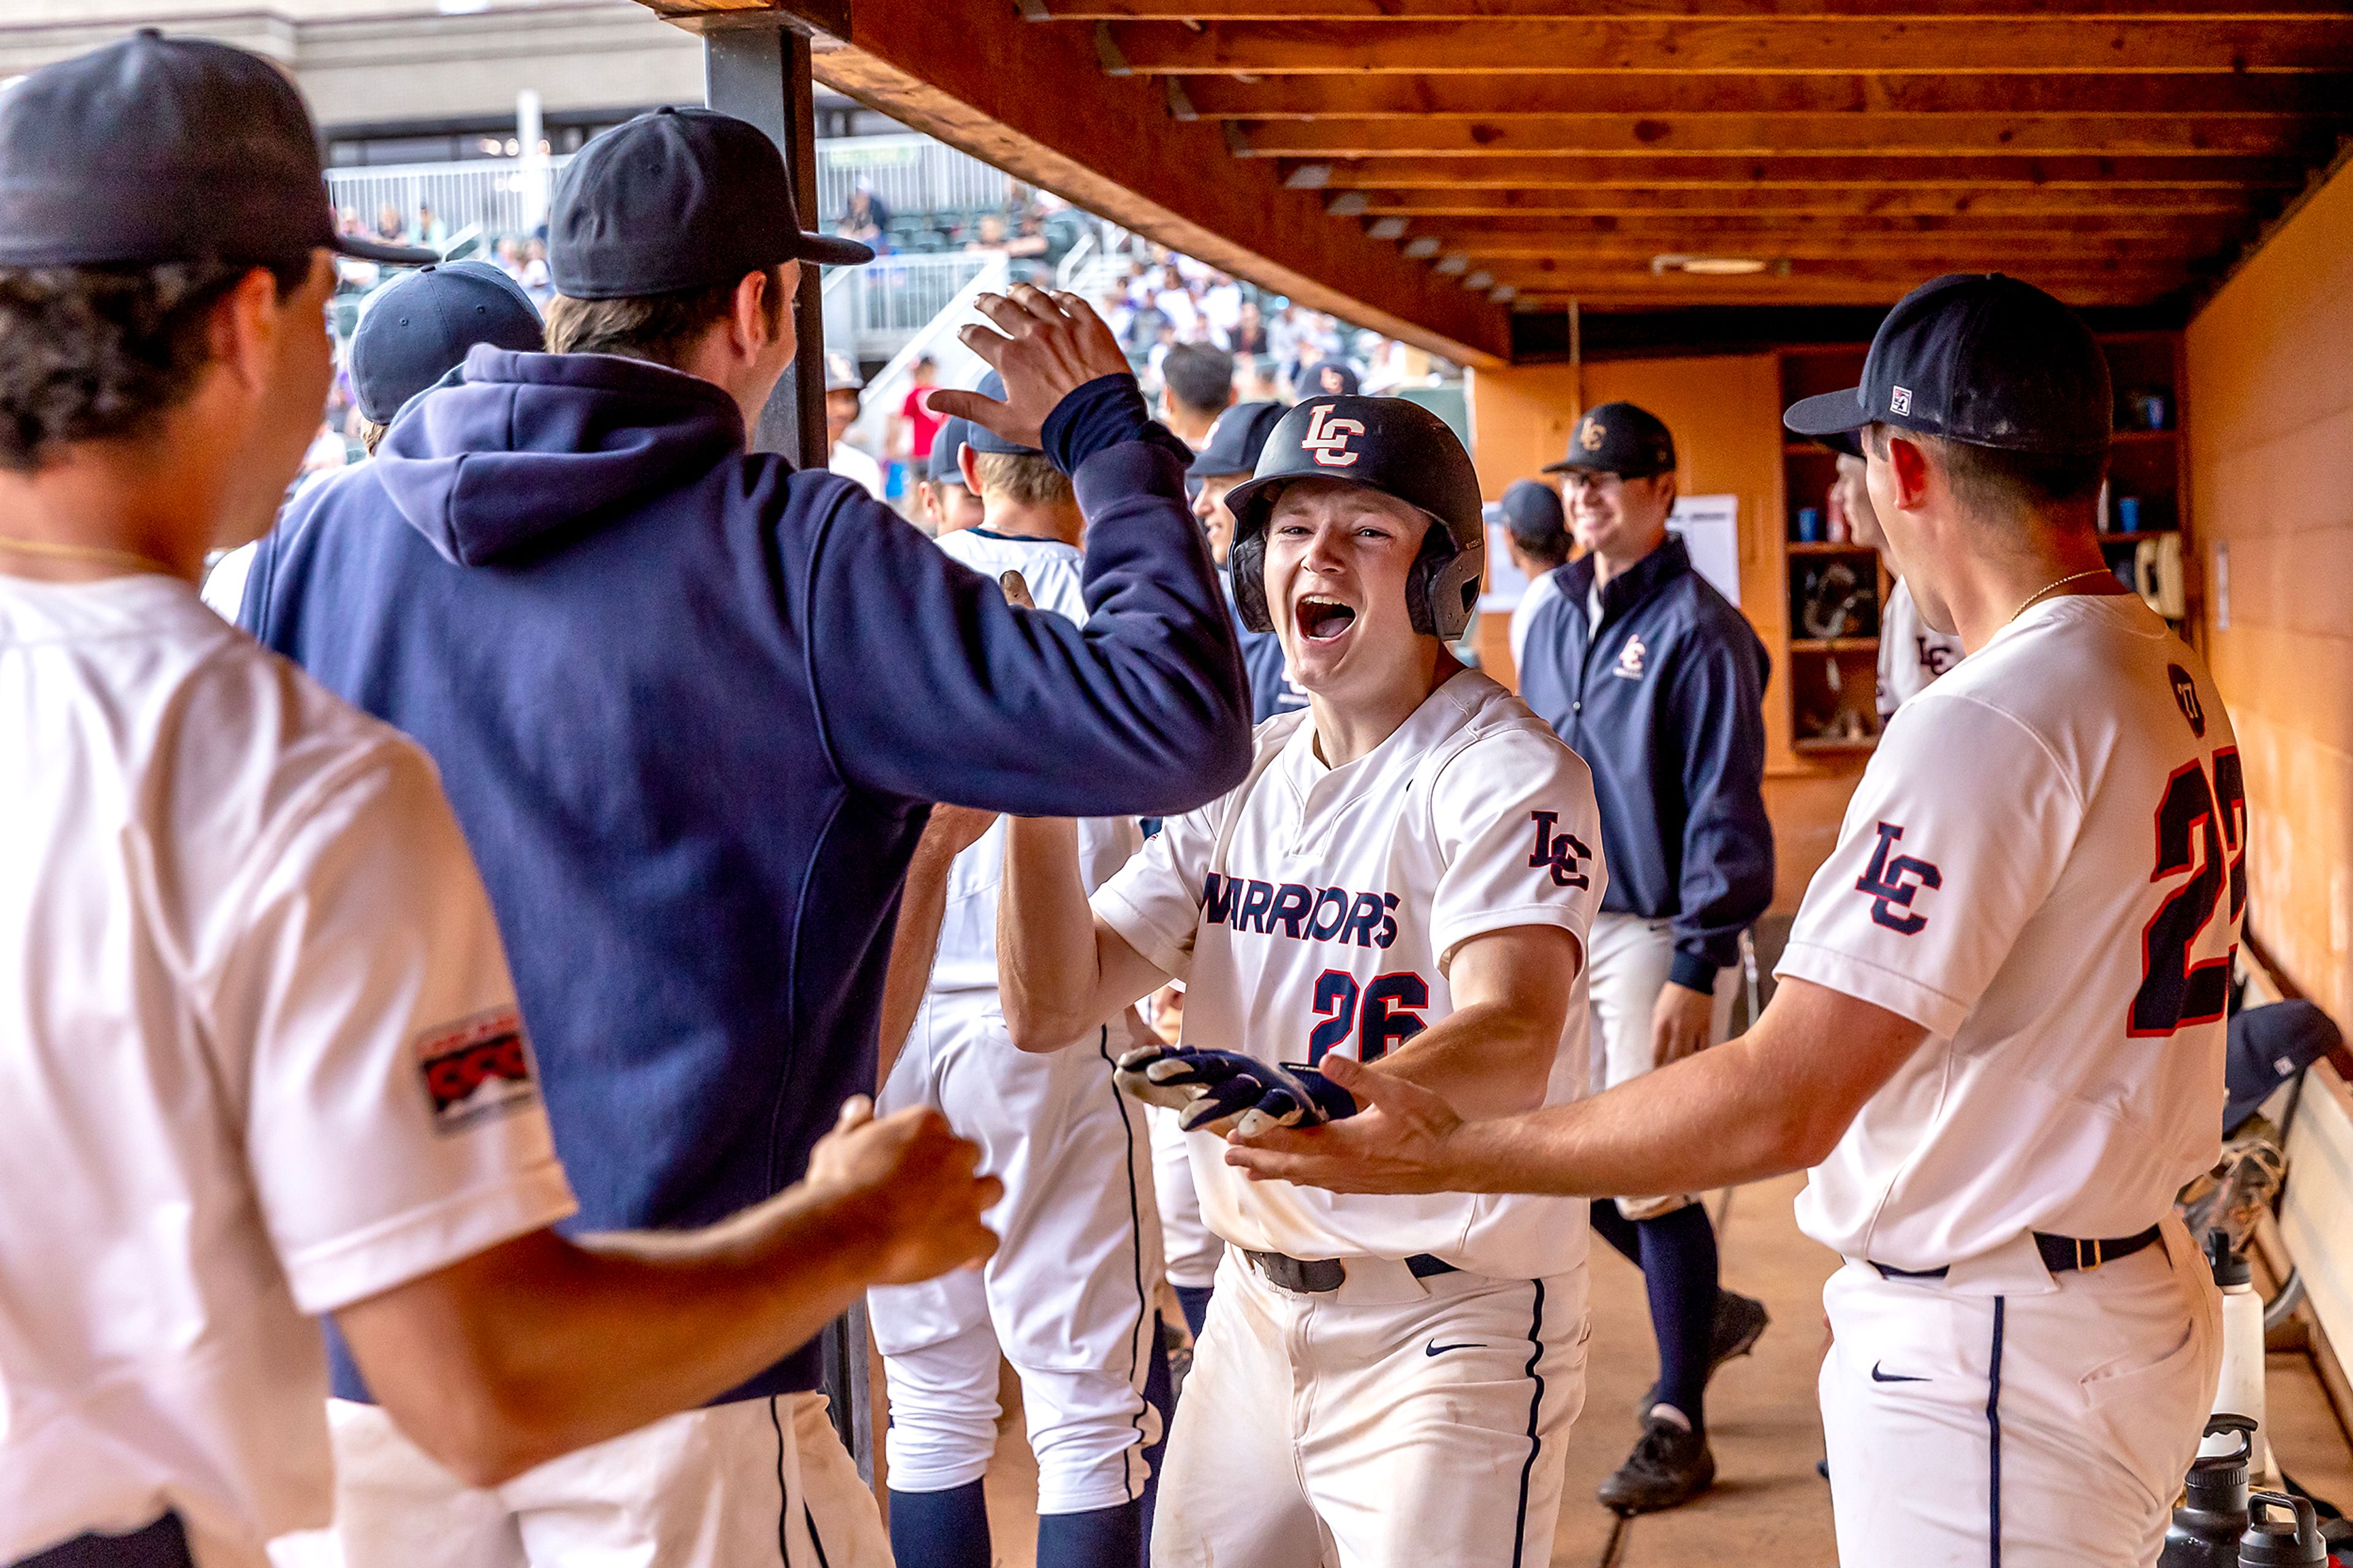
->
xmin=961 ymin=372 xmax=1042 ymax=457
xmin=1496 ymin=479 xmax=1567 ymax=548
xmin=2223 ymin=1001 xmax=2342 ymax=1136
xmin=550 ymin=107 xmax=871 ymax=300
xmin=1189 ymin=401 xmax=1289 ymax=479
xmin=1784 ymin=273 xmax=2112 ymax=456
xmin=350 ymin=262 xmax=542 ymax=425
xmin=928 ymin=415 xmax=972 ymax=484
xmin=0 ymin=30 xmax=435 ymax=269
xmin=1545 ymin=402 xmax=1677 ymax=480
xmin=1300 ymin=359 xmax=1360 ymax=397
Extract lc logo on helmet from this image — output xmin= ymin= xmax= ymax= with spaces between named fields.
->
xmin=1302 ymin=403 xmax=1366 ymax=468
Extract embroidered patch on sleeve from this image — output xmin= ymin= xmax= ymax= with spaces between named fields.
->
xmin=415 ymin=1007 xmax=539 ymax=1134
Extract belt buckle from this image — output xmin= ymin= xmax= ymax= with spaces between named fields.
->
xmin=2077 ymin=1237 xmax=2104 ymax=1272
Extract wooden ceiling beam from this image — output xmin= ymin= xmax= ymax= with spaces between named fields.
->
xmin=1097 ymin=18 xmax=2353 ymax=74
xmin=1295 ymin=154 xmax=2306 ymax=188
xmin=1425 ymin=235 xmax=2221 ymax=260
xmin=1348 ymin=187 xmax=2257 ymax=214
xmin=1049 ymin=0 xmax=2351 ymax=18
xmin=1232 ymin=114 xmax=2344 ymax=158
xmin=1384 ymin=211 xmax=2237 ymax=237
xmin=1169 ymin=72 xmax=2353 ymax=118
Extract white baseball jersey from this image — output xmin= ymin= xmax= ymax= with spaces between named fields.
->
xmin=1094 ymin=668 xmax=1606 ymax=1276
xmin=1874 ymin=576 xmax=1965 ymax=721
xmin=1781 ymin=592 xmax=2236 ymax=1276
xmin=0 ymin=575 xmax=574 ymax=1566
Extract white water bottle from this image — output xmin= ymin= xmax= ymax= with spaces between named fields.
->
xmin=2202 ymin=1229 xmax=2273 ymax=1485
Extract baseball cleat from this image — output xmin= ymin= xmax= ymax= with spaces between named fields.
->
xmin=1599 ymin=1415 xmax=1716 ymax=1515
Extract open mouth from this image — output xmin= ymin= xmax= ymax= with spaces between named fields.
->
xmin=1295 ymin=594 xmax=1358 ymax=642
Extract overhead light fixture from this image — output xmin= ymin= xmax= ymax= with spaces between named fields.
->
xmin=1651 ymin=253 xmax=1785 ymax=276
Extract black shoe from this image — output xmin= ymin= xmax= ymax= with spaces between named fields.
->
xmin=1632 ymin=1289 xmax=1772 ymax=1421
xmin=1599 ymin=1417 xmax=1717 ymax=1515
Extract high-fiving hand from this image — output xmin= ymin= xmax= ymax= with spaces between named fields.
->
xmin=926 ymin=286 xmax=1132 ymax=452
xmin=1220 ymin=1055 xmax=1471 ymax=1195
xmin=807 ymin=1098 xmax=1002 ymax=1285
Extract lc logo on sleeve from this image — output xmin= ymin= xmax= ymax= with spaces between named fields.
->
xmin=1301 ymin=403 xmax=1365 ymax=468
xmin=1526 ymin=810 xmax=1593 ymax=890
xmin=415 ymin=1008 xmax=539 ymax=1133
xmin=1855 ymin=821 xmax=1942 ymax=934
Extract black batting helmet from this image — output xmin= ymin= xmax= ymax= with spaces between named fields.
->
xmin=1224 ymin=396 xmax=1485 ymax=642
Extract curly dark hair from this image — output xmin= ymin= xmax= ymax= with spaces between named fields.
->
xmin=0 ymin=257 xmax=309 ymax=474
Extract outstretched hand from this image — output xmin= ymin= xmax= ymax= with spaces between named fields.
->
xmin=926 ymin=287 xmax=1132 ymax=452
xmin=1222 ymin=1055 xmax=1470 ymax=1195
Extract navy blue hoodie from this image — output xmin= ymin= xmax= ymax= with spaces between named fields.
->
xmin=1517 ymin=535 xmax=1773 ymax=993
xmin=242 ymin=348 xmax=1250 ymax=1402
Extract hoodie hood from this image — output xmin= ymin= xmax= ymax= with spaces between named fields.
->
xmin=375 ymin=344 xmax=750 ymax=566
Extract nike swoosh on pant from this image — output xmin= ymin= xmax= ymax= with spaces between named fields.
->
xmin=1427 ymin=1342 xmax=1487 ymax=1357
xmin=1870 ymin=1361 xmax=1929 ymax=1384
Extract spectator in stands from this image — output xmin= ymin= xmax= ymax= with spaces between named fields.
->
xmin=494 ymin=236 xmax=527 ymax=282
xmin=1496 ymin=478 xmax=1572 ymax=674
xmin=840 ymin=181 xmax=892 ymax=251
xmin=825 ymin=353 xmax=888 ymax=501
xmin=1199 ymin=271 xmax=1243 ymax=345
xmin=373 ymin=202 xmax=408 ymax=246
xmin=1157 ymin=343 xmax=1235 ymax=452
xmin=1152 ymin=267 xmax=1199 ymax=341
xmin=895 ymin=355 xmax=945 ymax=468
xmin=415 ymin=201 xmax=445 ymax=251
xmin=1300 ymin=357 xmax=1360 ymax=398
xmin=968 ymin=213 xmax=1009 ymax=252
xmin=1229 ymin=298 xmax=1268 ymax=358
xmin=518 ymin=238 xmax=552 ymax=306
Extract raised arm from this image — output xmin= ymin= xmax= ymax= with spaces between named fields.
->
xmin=876 ymin=804 xmax=1002 ymax=1086
xmin=801 ymin=290 xmax=1252 ymax=820
xmin=338 ymin=1099 xmax=999 ymax=1488
xmin=997 ymin=814 xmax=1171 ymax=1051
xmin=1225 ymin=977 xmax=1925 ymax=1197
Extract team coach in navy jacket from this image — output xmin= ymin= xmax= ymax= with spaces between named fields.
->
xmin=1516 ymin=402 xmax=1774 ymax=1520
xmin=241 ymin=108 xmax=1250 ymax=1565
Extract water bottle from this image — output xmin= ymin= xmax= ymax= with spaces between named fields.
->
xmin=2161 ymin=1414 xmax=2255 ymax=1568
xmin=2203 ymin=1230 xmax=2273 ymax=1482
xmin=2238 ymin=1492 xmax=2325 ymax=1565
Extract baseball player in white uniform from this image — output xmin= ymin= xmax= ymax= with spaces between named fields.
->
xmin=868 ymin=398 xmax=1169 ymax=1568
xmin=995 ymin=395 xmax=1606 ymax=1568
xmin=1824 ymin=433 xmax=1965 ymax=719
xmin=1229 ymin=275 xmax=2235 ymax=1567
xmin=0 ymin=34 xmax=1001 ymax=1568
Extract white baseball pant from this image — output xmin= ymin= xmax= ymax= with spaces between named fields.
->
xmin=268 ymin=1392 xmax=886 ymax=1568
xmin=1153 ymin=1249 xmax=1589 ymax=1568
xmin=1148 ymin=1102 xmax=1224 ymax=1292
xmin=1585 ymin=912 xmax=1738 ymax=1220
xmin=1819 ymin=1215 xmax=2223 ymax=1566
xmin=867 ymin=994 xmax=1163 ymax=1515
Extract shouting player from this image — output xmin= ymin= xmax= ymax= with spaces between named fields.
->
xmin=996 ymin=396 xmax=1607 ymax=1567
xmin=1228 ymin=275 xmax=2235 ymax=1566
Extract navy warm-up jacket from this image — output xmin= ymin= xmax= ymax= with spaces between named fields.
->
xmin=1517 ymin=535 xmax=1773 ymax=994
xmin=241 ymin=348 xmax=1251 ymax=1402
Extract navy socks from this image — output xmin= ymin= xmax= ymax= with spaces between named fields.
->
xmin=1637 ymin=1202 xmax=1721 ymax=1431
xmin=1037 ymin=1500 xmax=1145 ymax=1568
xmin=887 ymin=1480 xmax=991 ymax=1568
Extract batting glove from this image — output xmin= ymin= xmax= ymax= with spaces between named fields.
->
xmin=1113 ymin=1045 xmax=1358 ymax=1139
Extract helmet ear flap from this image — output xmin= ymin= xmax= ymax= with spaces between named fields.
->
xmin=1230 ymin=527 xmax=1274 ymax=634
xmin=1404 ymin=517 xmax=1483 ymax=640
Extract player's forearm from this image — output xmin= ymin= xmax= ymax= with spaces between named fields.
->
xmin=997 ymin=816 xmax=1105 ymax=1047
xmin=877 ymin=839 xmax=957 ymax=1085
xmin=1371 ymin=1001 xmax=1555 ymax=1121
xmin=344 ymin=1181 xmax=884 ymax=1486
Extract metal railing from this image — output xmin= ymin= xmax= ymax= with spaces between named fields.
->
xmin=817 ymin=134 xmax=1011 ymax=225
xmin=846 ymin=254 xmax=1012 ymax=460
xmin=823 ymin=251 xmax=1004 ymax=362
xmin=327 ymin=157 xmax=570 ymax=244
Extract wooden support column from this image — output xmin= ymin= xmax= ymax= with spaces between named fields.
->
xmin=705 ymin=23 xmax=832 ymax=468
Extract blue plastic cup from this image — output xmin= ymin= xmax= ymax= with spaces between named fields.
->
xmin=1796 ymin=507 xmax=1823 ymax=542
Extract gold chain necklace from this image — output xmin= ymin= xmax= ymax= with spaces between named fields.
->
xmin=2010 ymin=567 xmax=2115 ymax=625
xmin=0 ymin=534 xmax=178 ymax=578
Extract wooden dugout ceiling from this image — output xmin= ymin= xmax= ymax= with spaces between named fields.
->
xmin=637 ymin=0 xmax=2349 ymax=352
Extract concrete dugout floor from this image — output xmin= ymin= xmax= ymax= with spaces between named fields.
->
xmin=966 ymin=1170 xmax=2353 ymax=1567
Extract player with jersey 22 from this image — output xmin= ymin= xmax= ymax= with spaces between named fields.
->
xmin=996 ymin=395 xmax=1607 ymax=1567
xmin=1228 ymin=275 xmax=2240 ymax=1567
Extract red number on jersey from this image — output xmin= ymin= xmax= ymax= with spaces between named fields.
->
xmin=2129 ymin=747 xmax=2245 ymax=1039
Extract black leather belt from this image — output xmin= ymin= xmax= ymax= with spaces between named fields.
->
xmin=1243 ymin=1249 xmax=1459 ymax=1293
xmin=1873 ymin=1224 xmax=2164 ymax=1281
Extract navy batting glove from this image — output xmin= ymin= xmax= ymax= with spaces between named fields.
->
xmin=1114 ymin=1045 xmax=1358 ymax=1138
